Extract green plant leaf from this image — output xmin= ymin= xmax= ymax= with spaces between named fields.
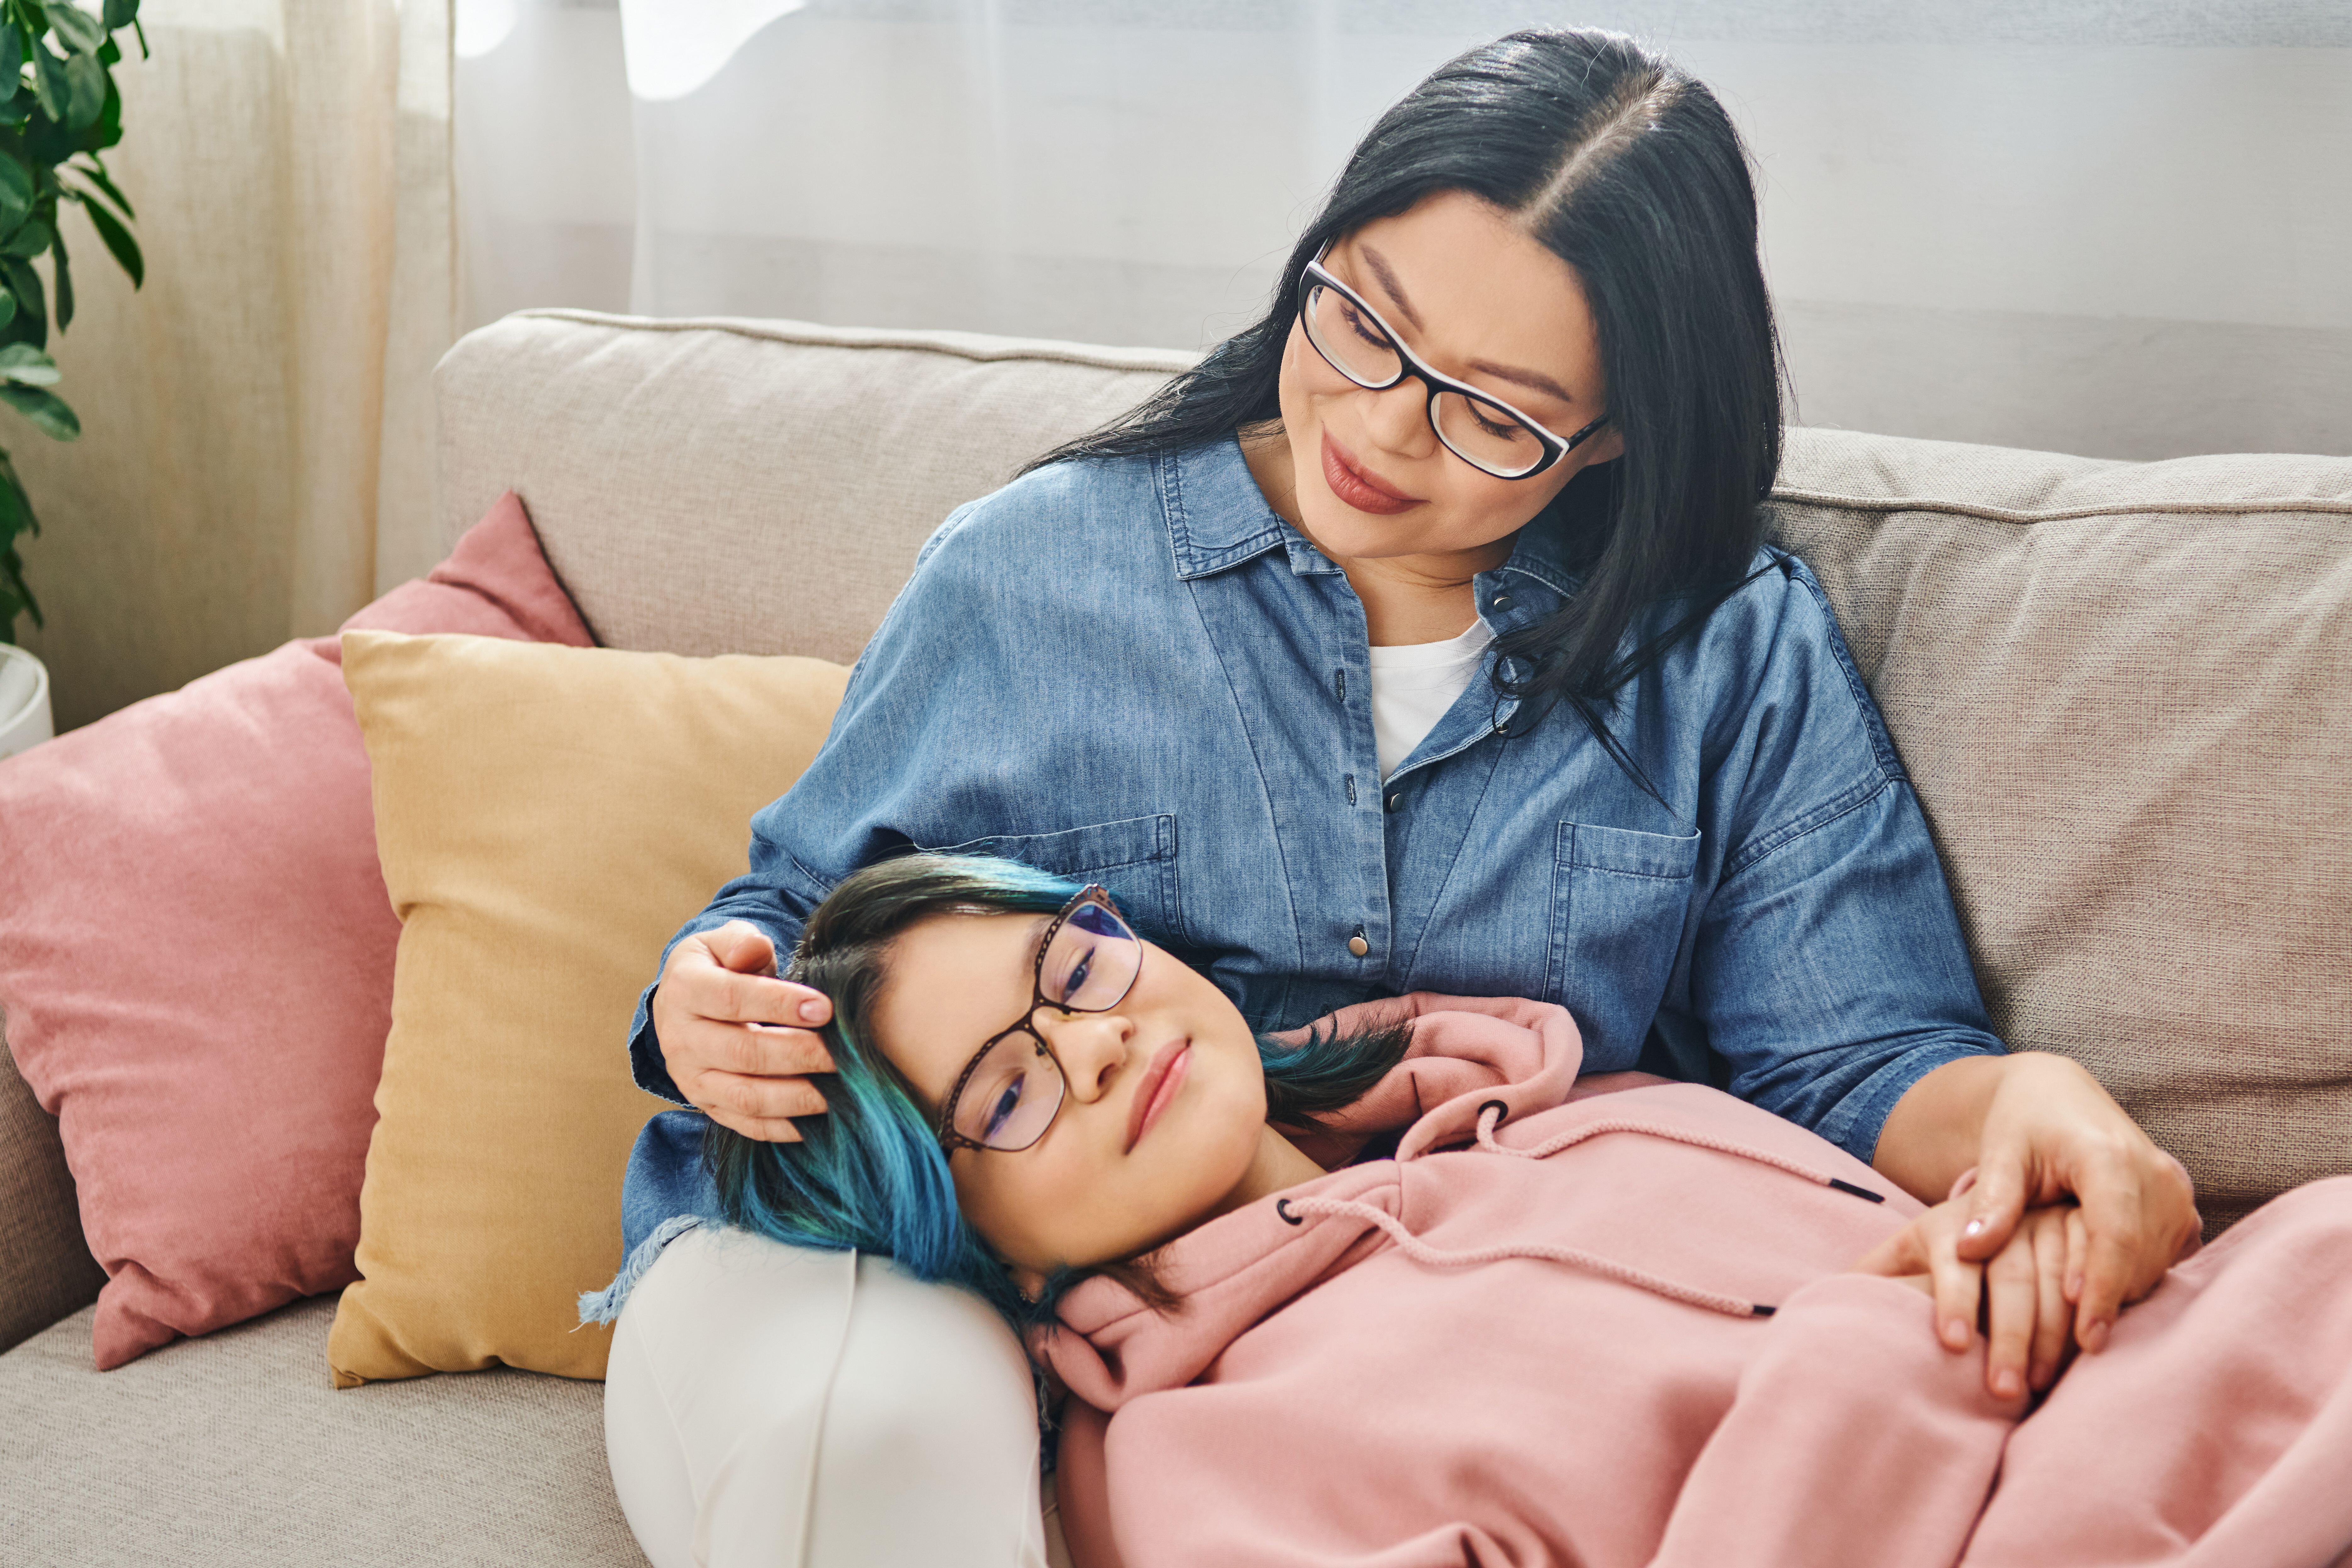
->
xmin=76 ymin=60 xmax=117 ymax=151
xmin=0 ymin=216 xmax=49 ymax=258
xmin=48 ymin=219 xmax=65 ymax=328
xmin=2 ymin=256 xmax=46 ymax=345
xmin=0 ymin=456 xmax=28 ymax=534
xmin=0 ymin=528 xmax=42 ymax=637
xmin=0 ymin=286 xmax=18 ymax=331
xmin=30 ymin=43 xmax=64 ymax=121
xmin=0 ymin=21 xmax=24 ymax=86
xmin=0 ymin=343 xmax=59 ymax=385
xmin=0 ymin=448 xmax=30 ymax=514
xmin=77 ymin=185 xmax=132 ymax=285
xmin=102 ymin=0 xmax=137 ymax=28
xmin=0 ymin=547 xmax=45 ymax=640
xmin=74 ymin=157 xmax=129 ymax=218
xmin=47 ymin=2 xmax=101 ymax=54
xmin=0 ymin=381 xmax=76 ymax=439
xmin=0 ymin=160 xmax=30 ymax=235
xmin=60 ymin=47 xmax=100 ymax=130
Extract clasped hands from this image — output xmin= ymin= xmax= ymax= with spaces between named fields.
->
xmin=1851 ymin=1052 xmax=2202 ymax=1402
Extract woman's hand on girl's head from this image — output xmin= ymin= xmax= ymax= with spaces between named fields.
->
xmin=652 ymin=920 xmax=837 ymax=1141
xmin=1853 ymin=1198 xmax=2084 ymax=1400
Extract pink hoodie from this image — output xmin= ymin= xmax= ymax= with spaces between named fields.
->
xmin=1037 ymin=994 xmax=2352 ymax=1568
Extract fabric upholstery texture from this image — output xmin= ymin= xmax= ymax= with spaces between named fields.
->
xmin=327 ymin=631 xmax=850 ymax=1385
xmin=1767 ymin=429 xmax=2352 ymax=1228
xmin=0 ymin=495 xmax=592 ymax=1371
xmin=0 ymin=1021 xmax=103 ymax=1355
xmin=0 ymin=1295 xmax=648 ymax=1567
xmin=434 ymin=311 xmax=1197 ymax=664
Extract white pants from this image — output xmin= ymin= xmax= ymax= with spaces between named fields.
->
xmin=604 ymin=1225 xmax=1066 ymax=1568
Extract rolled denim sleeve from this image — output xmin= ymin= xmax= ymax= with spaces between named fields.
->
xmin=1692 ymin=774 xmax=2005 ymax=1163
xmin=1677 ymin=555 xmax=2005 ymax=1164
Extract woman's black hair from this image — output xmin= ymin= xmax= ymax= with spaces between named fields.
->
xmin=1018 ymin=27 xmax=1787 ymax=779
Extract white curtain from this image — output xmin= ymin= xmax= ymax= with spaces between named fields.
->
xmin=457 ymin=0 xmax=2352 ymax=463
xmin=18 ymin=0 xmax=453 ymax=731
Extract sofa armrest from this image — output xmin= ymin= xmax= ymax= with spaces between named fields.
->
xmin=0 ymin=1017 xmax=103 ymax=1353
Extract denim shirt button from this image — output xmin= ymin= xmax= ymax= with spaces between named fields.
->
xmin=1346 ymin=931 xmax=1370 ymax=958
xmin=1386 ymin=791 xmax=1402 ymax=811
xmin=1491 ymin=594 xmax=1513 ymax=610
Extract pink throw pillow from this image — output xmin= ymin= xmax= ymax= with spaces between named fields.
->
xmin=0 ymin=493 xmax=593 ymax=1368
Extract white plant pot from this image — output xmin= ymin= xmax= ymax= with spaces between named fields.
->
xmin=0 ymin=642 xmax=53 ymax=759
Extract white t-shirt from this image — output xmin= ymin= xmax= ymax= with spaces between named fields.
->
xmin=1368 ymin=619 xmax=1497 ymax=779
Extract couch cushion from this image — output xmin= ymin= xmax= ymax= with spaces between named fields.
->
xmin=328 ymin=633 xmax=850 ymax=1386
xmin=0 ymin=1295 xmax=645 ymax=1566
xmin=0 ymin=496 xmax=594 ymax=1371
xmin=434 ymin=312 xmax=1196 ymax=665
xmin=1769 ymin=429 xmax=2352 ymax=1228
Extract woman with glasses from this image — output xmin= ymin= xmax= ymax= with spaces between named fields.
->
xmin=624 ymin=854 xmax=2352 ymax=1568
xmin=599 ymin=25 xmax=2198 ymax=1568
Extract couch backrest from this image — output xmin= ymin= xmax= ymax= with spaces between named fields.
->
xmin=438 ymin=310 xmax=2352 ymax=1228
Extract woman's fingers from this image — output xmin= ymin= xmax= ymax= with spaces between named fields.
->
xmin=676 ymin=924 xmax=834 ymax=1028
xmin=648 ymin=925 xmax=842 ymax=1140
xmin=703 ymin=1108 xmax=807 ymax=1142
xmin=695 ymin=1066 xmax=829 ymax=1124
xmin=2067 ymin=1147 xmax=2148 ymax=1352
xmin=1957 ymin=1138 xmax=2030 ymax=1262
xmin=2030 ymin=1210 xmax=2072 ymax=1390
xmin=707 ymin=967 xmax=831 ymax=1029
xmin=703 ymin=919 xmax=778 ymax=976
xmin=1981 ymin=1225 xmax=2039 ymax=1399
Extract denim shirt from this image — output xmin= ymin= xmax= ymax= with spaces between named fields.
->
xmin=610 ymin=432 xmax=2003 ymax=1271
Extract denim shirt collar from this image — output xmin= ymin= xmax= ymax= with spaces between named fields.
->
xmin=1161 ymin=434 xmax=1586 ymax=606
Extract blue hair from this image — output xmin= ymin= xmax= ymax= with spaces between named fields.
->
xmin=702 ymin=853 xmax=1411 ymax=1331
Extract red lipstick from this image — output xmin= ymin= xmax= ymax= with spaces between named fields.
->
xmin=1320 ymin=430 xmax=1421 ymax=515
xmin=1125 ymin=1040 xmax=1192 ymax=1153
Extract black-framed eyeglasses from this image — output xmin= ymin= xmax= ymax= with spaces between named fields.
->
xmin=934 ymin=885 xmax=1144 ymax=1155
xmin=1296 ymin=238 xmax=1609 ymax=480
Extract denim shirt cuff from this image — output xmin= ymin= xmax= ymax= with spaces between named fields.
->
xmin=1819 ymin=1037 xmax=2009 ymax=1168
xmin=577 ymin=1214 xmax=705 ymax=1327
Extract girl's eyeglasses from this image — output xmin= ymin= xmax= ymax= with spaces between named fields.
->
xmin=934 ymin=885 xmax=1143 ymax=1154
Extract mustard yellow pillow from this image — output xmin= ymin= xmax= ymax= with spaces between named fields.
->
xmin=328 ymin=630 xmax=850 ymax=1385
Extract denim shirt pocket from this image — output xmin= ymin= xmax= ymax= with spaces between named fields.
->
xmin=1543 ymin=822 xmax=1703 ymax=1059
xmin=922 ymin=813 xmax=1182 ymax=940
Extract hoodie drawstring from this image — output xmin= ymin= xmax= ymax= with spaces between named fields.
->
xmin=1278 ymin=1192 xmax=1779 ymax=1320
xmin=1268 ymin=1102 xmax=1893 ymax=1321
xmin=1470 ymin=1103 xmax=1888 ymax=1208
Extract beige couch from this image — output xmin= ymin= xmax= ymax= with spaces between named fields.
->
xmin=4 ymin=310 xmax=2347 ymax=1565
